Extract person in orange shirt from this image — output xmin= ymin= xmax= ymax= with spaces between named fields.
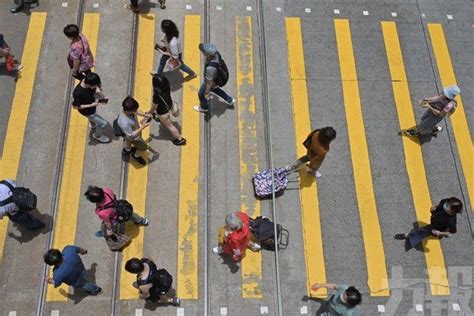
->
xmin=286 ymin=127 xmax=336 ymax=178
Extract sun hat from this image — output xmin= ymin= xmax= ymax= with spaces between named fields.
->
xmin=199 ymin=43 xmax=217 ymax=56
xmin=443 ymin=85 xmax=460 ymax=100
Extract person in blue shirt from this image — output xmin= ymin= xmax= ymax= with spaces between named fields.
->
xmin=311 ymin=283 xmax=361 ymax=315
xmin=44 ymin=245 xmax=101 ymax=295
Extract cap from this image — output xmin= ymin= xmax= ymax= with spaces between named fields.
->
xmin=443 ymin=85 xmax=460 ymax=100
xmin=199 ymin=43 xmax=217 ymax=56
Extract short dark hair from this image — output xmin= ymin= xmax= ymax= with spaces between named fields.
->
xmin=63 ymin=24 xmax=80 ymax=38
xmin=44 ymin=249 xmax=63 ymax=266
xmin=447 ymin=197 xmax=463 ymax=213
xmin=122 ymin=96 xmax=139 ymax=112
xmin=345 ymin=286 xmax=362 ymax=308
xmin=125 ymin=258 xmax=144 ymax=274
xmin=84 ymin=186 xmax=105 ymax=203
xmin=318 ymin=127 xmax=337 ymax=144
xmin=84 ymin=73 xmax=101 ymax=86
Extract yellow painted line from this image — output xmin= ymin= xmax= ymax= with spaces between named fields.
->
xmin=334 ymin=19 xmax=389 ymax=297
xmin=0 ymin=13 xmax=47 ymax=262
xmin=119 ymin=14 xmax=155 ymax=300
xmin=427 ymin=24 xmax=473 ymax=214
xmin=45 ymin=13 xmax=100 ymax=302
xmin=177 ymin=15 xmax=201 ymax=300
xmin=285 ymin=17 xmax=327 ymax=298
xmin=382 ymin=21 xmax=449 ymax=295
xmin=236 ymin=16 xmax=262 ymax=299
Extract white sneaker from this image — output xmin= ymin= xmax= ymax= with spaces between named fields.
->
xmin=315 ymin=171 xmax=322 ymax=178
xmin=193 ymin=105 xmax=208 ymax=113
xmin=227 ymin=98 xmax=235 ymax=107
xmin=212 ymin=246 xmax=223 ymax=254
xmin=250 ymin=243 xmax=261 ymax=252
xmin=92 ymin=134 xmax=110 ymax=143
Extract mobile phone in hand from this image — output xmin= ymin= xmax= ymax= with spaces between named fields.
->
xmin=155 ymin=43 xmax=166 ymax=51
xmin=98 ymin=98 xmax=109 ymax=103
xmin=144 ymin=117 xmax=152 ymax=124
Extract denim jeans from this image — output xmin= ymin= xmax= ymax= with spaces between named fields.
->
xmin=8 ymin=210 xmax=45 ymax=230
xmin=87 ymin=113 xmax=108 ymax=137
xmin=75 ymin=273 xmax=101 ymax=294
xmin=417 ymin=109 xmax=443 ymax=134
xmin=198 ymin=82 xmax=233 ymax=110
xmin=157 ymin=54 xmax=194 ymax=76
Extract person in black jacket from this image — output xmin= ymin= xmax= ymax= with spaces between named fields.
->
xmin=394 ymin=197 xmax=463 ymax=247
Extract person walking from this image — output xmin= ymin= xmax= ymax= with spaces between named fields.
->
xmin=72 ymin=72 xmax=110 ymax=143
xmin=84 ymin=185 xmax=149 ymax=237
xmin=117 ymin=96 xmax=153 ymax=165
xmin=0 ymin=33 xmax=23 ymax=72
xmin=0 ymin=179 xmax=45 ymax=230
xmin=286 ymin=127 xmax=336 ymax=178
xmin=153 ymin=20 xmax=195 ymax=78
xmin=64 ymin=24 xmax=95 ymax=80
xmin=149 ymin=74 xmax=186 ymax=146
xmin=394 ymin=197 xmax=463 ymax=248
xmin=125 ymin=257 xmax=180 ymax=305
xmin=44 ymin=245 xmax=102 ymax=295
xmin=405 ymin=85 xmax=460 ymax=137
xmin=212 ymin=211 xmax=260 ymax=262
xmin=193 ymin=43 xmax=234 ymax=113
xmin=127 ymin=0 xmax=165 ymax=11
xmin=311 ymin=283 xmax=362 ymax=315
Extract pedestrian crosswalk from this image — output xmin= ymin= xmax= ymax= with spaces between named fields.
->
xmin=0 ymin=11 xmax=471 ymax=308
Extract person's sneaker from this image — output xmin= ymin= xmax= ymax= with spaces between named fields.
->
xmin=95 ymin=230 xmax=104 ymax=237
xmin=10 ymin=5 xmax=23 ymax=13
xmin=212 ymin=246 xmax=223 ymax=254
xmin=131 ymin=154 xmax=147 ymax=165
xmin=250 ymin=243 xmax=261 ymax=252
xmin=172 ymin=138 xmax=187 ymax=146
xmin=138 ymin=218 xmax=149 ymax=226
xmin=14 ymin=64 xmax=24 ymax=72
xmin=172 ymin=297 xmax=180 ymax=306
xmin=92 ymin=134 xmax=110 ymax=143
xmin=394 ymin=233 xmax=407 ymax=240
xmin=404 ymin=129 xmax=419 ymax=137
xmin=226 ymin=98 xmax=236 ymax=108
xmin=315 ymin=171 xmax=322 ymax=178
xmin=431 ymin=125 xmax=443 ymax=137
xmin=193 ymin=105 xmax=208 ymax=113
xmin=92 ymin=287 xmax=102 ymax=295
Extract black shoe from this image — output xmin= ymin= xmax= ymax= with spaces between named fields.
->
xmin=172 ymin=138 xmax=187 ymax=146
xmin=404 ymin=129 xmax=419 ymax=137
xmin=394 ymin=233 xmax=407 ymax=240
xmin=122 ymin=147 xmax=137 ymax=155
xmin=91 ymin=287 xmax=102 ymax=295
xmin=131 ymin=154 xmax=147 ymax=165
xmin=10 ymin=5 xmax=23 ymax=13
xmin=172 ymin=297 xmax=180 ymax=306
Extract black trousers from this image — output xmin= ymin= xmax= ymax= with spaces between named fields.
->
xmin=130 ymin=0 xmax=139 ymax=6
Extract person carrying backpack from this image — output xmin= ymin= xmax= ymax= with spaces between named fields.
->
xmin=194 ymin=43 xmax=235 ymax=113
xmin=125 ymin=257 xmax=180 ymax=306
xmin=311 ymin=283 xmax=362 ymax=315
xmin=84 ymin=186 xmax=149 ymax=238
xmin=0 ymin=179 xmax=45 ymax=230
xmin=404 ymin=85 xmax=460 ymax=137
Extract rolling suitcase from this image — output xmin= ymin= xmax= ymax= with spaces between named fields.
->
xmin=252 ymin=168 xmax=289 ymax=199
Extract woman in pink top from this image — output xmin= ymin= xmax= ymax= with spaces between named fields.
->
xmin=84 ymin=186 xmax=149 ymax=237
xmin=63 ymin=24 xmax=95 ymax=80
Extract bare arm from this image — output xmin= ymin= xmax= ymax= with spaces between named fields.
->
xmin=311 ymin=283 xmax=337 ymax=291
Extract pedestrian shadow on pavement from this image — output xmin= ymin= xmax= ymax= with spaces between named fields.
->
xmin=150 ymin=121 xmax=183 ymax=141
xmin=8 ymin=211 xmax=51 ymax=243
xmin=218 ymin=254 xmax=240 ymax=274
xmin=302 ymin=295 xmax=330 ymax=315
xmin=404 ymin=221 xmax=431 ymax=252
xmin=59 ymin=263 xmax=98 ymax=304
xmin=164 ymin=71 xmax=184 ymax=92
xmin=87 ymin=124 xmax=117 ymax=146
xmin=398 ymin=129 xmax=435 ymax=145
xmin=208 ymin=99 xmax=234 ymax=119
xmin=143 ymin=289 xmax=178 ymax=311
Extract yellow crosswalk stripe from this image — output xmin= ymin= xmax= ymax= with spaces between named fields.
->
xmin=236 ymin=16 xmax=262 ymax=299
xmin=427 ymin=24 xmax=473 ymax=214
xmin=46 ymin=13 xmax=100 ymax=301
xmin=334 ymin=19 xmax=390 ymax=297
xmin=119 ymin=13 xmax=155 ymax=300
xmin=0 ymin=12 xmax=47 ymax=262
xmin=285 ymin=17 xmax=327 ymax=298
xmin=177 ymin=15 xmax=201 ymax=300
xmin=381 ymin=21 xmax=449 ymax=295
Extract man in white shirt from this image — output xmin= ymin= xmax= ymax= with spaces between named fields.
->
xmin=0 ymin=179 xmax=45 ymax=230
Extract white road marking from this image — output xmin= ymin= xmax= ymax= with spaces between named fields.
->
xmin=177 ymin=308 xmax=185 ymax=316
xmin=415 ymin=304 xmax=423 ymax=312
xmin=447 ymin=14 xmax=453 ymax=20
xmin=186 ymin=4 xmax=192 ymax=10
xmin=391 ymin=12 xmax=397 ymax=17
xmin=305 ymin=8 xmax=311 ymax=13
xmin=300 ymin=306 xmax=308 ymax=314
xmin=276 ymin=7 xmax=282 ymax=12
xmin=8 ymin=312 xmax=17 ymax=316
xmin=334 ymin=9 xmax=340 ymax=14
xmin=220 ymin=307 xmax=228 ymax=315
xmin=135 ymin=309 xmax=143 ymax=316
xmin=421 ymin=13 xmax=426 ymax=18
xmin=452 ymin=303 xmax=461 ymax=311
xmin=61 ymin=2 xmax=68 ymax=7
xmin=51 ymin=311 xmax=59 ymax=316
xmin=93 ymin=3 xmax=99 ymax=8
xmin=260 ymin=306 xmax=268 ymax=314
xmin=363 ymin=10 xmax=369 ymax=16
xmin=216 ymin=5 xmax=222 ymax=11
xmin=378 ymin=305 xmax=385 ymax=313
xmin=247 ymin=6 xmax=252 ymax=11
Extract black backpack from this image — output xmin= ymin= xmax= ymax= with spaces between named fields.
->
xmin=96 ymin=193 xmax=133 ymax=224
xmin=206 ymin=52 xmax=229 ymax=87
xmin=250 ymin=216 xmax=289 ymax=251
xmin=150 ymin=268 xmax=173 ymax=295
xmin=0 ymin=180 xmax=37 ymax=211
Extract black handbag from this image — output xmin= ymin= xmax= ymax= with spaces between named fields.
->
xmin=113 ymin=118 xmax=125 ymax=137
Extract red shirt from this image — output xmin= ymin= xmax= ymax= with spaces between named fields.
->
xmin=223 ymin=212 xmax=251 ymax=262
xmin=95 ymin=187 xmax=116 ymax=223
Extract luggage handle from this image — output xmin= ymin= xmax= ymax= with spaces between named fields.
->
xmin=278 ymin=228 xmax=289 ymax=249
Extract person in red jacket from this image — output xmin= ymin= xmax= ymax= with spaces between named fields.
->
xmin=213 ymin=211 xmax=260 ymax=262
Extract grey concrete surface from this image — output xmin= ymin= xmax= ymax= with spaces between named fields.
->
xmin=0 ymin=0 xmax=472 ymax=315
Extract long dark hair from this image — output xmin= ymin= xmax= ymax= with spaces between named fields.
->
xmin=161 ymin=19 xmax=179 ymax=43
xmin=152 ymin=74 xmax=170 ymax=97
